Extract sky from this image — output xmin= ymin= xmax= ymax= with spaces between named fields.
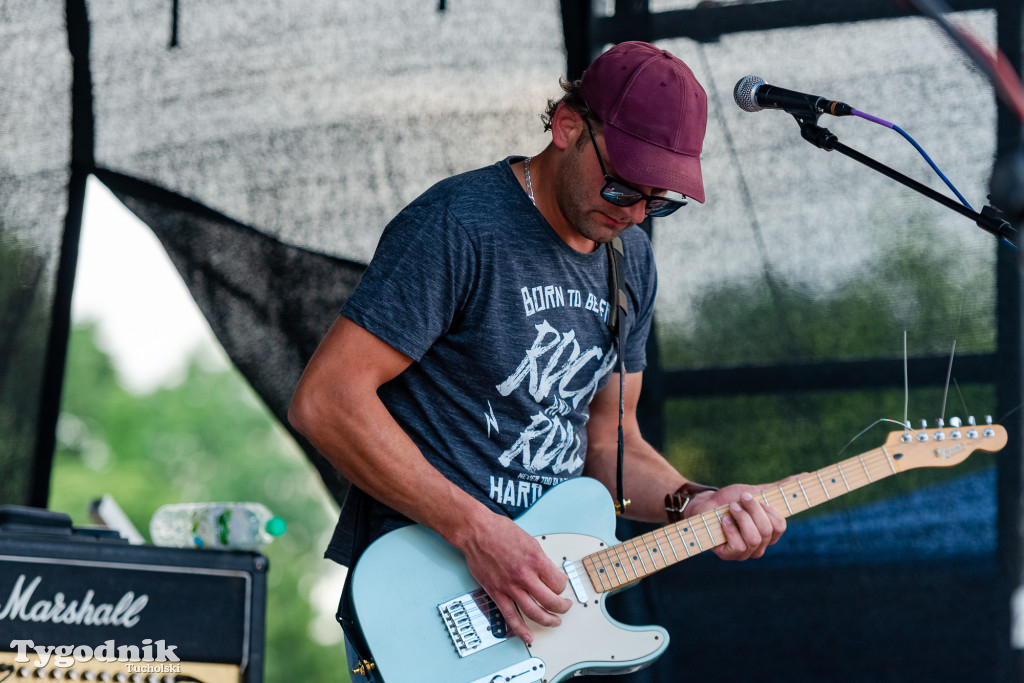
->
xmin=72 ymin=175 xmax=227 ymax=393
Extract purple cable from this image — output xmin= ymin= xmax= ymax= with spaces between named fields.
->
xmin=852 ymin=109 xmax=894 ymax=128
xmin=852 ymin=108 xmax=976 ymax=212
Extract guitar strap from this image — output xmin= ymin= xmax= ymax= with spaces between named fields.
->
xmin=336 ymin=488 xmax=377 ymax=678
xmin=605 ymin=237 xmax=629 ymax=514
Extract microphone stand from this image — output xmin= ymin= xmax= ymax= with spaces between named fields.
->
xmin=793 ymin=115 xmax=1018 ymax=247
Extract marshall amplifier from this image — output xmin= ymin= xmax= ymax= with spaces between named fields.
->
xmin=0 ymin=505 xmax=266 ymax=682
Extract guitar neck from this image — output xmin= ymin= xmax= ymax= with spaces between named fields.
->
xmin=581 ymin=444 xmax=902 ymax=592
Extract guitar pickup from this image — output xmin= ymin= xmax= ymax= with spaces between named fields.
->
xmin=563 ymin=559 xmax=589 ymax=603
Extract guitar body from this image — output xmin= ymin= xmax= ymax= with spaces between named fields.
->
xmin=349 ymin=477 xmax=668 ymax=683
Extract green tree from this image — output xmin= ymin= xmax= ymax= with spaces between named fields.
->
xmin=50 ymin=323 xmax=350 ymax=683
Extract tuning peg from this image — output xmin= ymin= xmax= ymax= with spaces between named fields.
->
xmin=968 ymin=416 xmax=977 ymax=426
xmin=950 ymin=416 xmax=962 ymax=428
xmin=921 ymin=419 xmax=928 ymax=430
xmin=904 ymin=420 xmax=912 ymax=431
xmin=937 ymin=418 xmax=945 ymax=428
xmin=986 ymin=415 xmax=993 ymax=425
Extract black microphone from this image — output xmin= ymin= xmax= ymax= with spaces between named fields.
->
xmin=733 ymin=75 xmax=853 ymax=117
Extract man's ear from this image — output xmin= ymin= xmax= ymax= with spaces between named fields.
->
xmin=550 ymin=102 xmax=584 ymax=151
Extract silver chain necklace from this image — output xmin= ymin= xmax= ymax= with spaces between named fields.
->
xmin=524 ymin=157 xmax=536 ymax=205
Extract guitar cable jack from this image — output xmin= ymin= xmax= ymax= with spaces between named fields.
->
xmin=352 ymin=659 xmax=377 ymax=677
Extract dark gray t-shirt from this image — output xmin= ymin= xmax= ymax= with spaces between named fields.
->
xmin=326 ymin=157 xmax=657 ymax=567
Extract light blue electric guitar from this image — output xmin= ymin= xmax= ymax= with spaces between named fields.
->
xmin=349 ymin=421 xmax=1006 ymax=683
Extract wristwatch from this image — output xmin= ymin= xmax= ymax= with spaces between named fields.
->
xmin=665 ymin=482 xmax=718 ymax=522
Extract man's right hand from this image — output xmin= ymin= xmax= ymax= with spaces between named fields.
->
xmin=454 ymin=510 xmax=573 ymax=644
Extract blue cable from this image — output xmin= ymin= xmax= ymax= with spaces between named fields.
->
xmin=852 ymin=110 xmax=1016 ymax=249
xmin=853 ymin=109 xmax=975 ymax=211
xmin=891 ymin=124 xmax=975 ymax=211
xmin=893 ymin=125 xmax=1018 ymax=249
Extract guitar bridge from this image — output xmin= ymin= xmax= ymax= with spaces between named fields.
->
xmin=438 ymin=588 xmax=509 ymax=657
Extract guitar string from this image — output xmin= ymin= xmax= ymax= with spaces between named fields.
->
xmin=592 ymin=448 xmax=900 ymax=588
xmin=467 ymin=451 xmax=892 ymax=615
xmin=597 ymin=426 xmax=998 ymax=588
xmin=452 ymin=454 xmax=892 ymax=619
xmin=447 ymin=434 xmax=992 ymax=621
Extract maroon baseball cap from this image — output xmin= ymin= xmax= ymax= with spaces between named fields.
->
xmin=579 ymin=41 xmax=708 ymax=203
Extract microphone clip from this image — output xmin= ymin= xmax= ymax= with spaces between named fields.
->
xmin=796 ymin=117 xmax=837 ymax=150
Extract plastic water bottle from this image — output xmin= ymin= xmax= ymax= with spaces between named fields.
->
xmin=149 ymin=502 xmax=286 ymax=551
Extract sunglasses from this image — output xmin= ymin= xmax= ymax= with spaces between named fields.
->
xmin=583 ymin=117 xmax=687 ymax=218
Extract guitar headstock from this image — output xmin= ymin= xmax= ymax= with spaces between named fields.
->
xmin=884 ymin=417 xmax=1007 ymax=472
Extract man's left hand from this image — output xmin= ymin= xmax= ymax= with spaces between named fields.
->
xmin=685 ymin=485 xmax=787 ymax=561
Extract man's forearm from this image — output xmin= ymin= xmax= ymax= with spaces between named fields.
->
xmin=297 ymin=398 xmax=487 ymax=545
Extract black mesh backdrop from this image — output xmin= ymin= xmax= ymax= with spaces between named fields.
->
xmin=94 ymin=168 xmax=363 ymax=505
xmin=3 ymin=0 xmax=1022 ymax=680
xmin=0 ymin=0 xmax=73 ymax=506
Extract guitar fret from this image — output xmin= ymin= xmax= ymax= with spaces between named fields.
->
xmin=881 ymin=446 xmax=897 ymax=474
xmin=674 ymin=524 xmax=694 ymax=557
xmin=607 ymin=547 xmax=631 ymax=584
xmin=593 ymin=554 xmax=614 ymax=590
xmin=780 ymin=486 xmax=794 ymax=514
xmin=651 ymin=535 xmax=666 ymax=569
xmin=836 ymin=463 xmax=852 ymax=491
xmin=700 ymin=514 xmax=714 ymax=546
xmin=816 ymin=471 xmax=831 ymax=500
xmin=589 ymin=553 xmax=607 ymax=588
xmin=639 ymin=535 xmax=658 ymax=572
xmin=617 ymin=544 xmax=640 ymax=582
xmin=652 ymin=531 xmax=671 ymax=565
xmin=858 ymin=454 xmax=873 ymax=482
xmin=797 ymin=479 xmax=810 ymax=506
xmin=614 ymin=544 xmax=638 ymax=581
xmin=600 ymin=551 xmax=620 ymax=586
xmin=602 ymin=552 xmax=620 ymax=588
xmin=660 ymin=528 xmax=680 ymax=562
xmin=690 ymin=522 xmax=704 ymax=552
xmin=630 ymin=539 xmax=649 ymax=576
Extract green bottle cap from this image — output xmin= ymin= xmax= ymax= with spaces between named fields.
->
xmin=265 ymin=516 xmax=287 ymax=537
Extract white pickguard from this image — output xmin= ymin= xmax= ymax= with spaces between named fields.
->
xmin=527 ymin=532 xmax=667 ymax=680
